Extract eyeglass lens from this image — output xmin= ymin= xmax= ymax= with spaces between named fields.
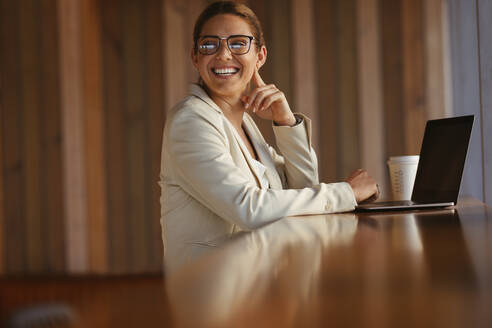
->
xmin=198 ymin=36 xmax=252 ymax=55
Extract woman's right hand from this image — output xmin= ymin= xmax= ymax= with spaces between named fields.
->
xmin=241 ymin=69 xmax=296 ymax=126
xmin=345 ymin=169 xmax=379 ymax=203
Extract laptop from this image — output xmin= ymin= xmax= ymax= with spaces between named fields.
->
xmin=356 ymin=115 xmax=474 ymax=211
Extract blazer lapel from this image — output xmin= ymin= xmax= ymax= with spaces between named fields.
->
xmin=188 ymin=84 xmax=223 ymax=114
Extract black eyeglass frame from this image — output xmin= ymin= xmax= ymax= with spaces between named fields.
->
xmin=196 ymin=35 xmax=256 ymax=55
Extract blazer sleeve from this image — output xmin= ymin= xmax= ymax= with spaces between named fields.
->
xmin=167 ymin=109 xmax=357 ymax=231
xmin=271 ymin=113 xmax=319 ymax=189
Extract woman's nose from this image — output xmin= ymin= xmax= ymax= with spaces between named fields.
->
xmin=215 ymin=39 xmax=232 ymax=60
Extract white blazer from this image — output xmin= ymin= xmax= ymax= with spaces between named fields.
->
xmin=160 ymin=84 xmax=357 ymax=272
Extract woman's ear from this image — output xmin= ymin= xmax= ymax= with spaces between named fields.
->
xmin=256 ymin=46 xmax=267 ymax=70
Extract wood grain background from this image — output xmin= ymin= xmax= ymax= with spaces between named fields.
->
xmin=0 ymin=0 xmax=449 ymax=273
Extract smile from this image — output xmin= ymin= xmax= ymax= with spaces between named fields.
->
xmin=212 ymin=67 xmax=240 ymax=76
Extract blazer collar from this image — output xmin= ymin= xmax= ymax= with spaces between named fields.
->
xmin=189 ymin=84 xmax=223 ymax=114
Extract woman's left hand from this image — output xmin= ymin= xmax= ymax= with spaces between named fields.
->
xmin=241 ymin=69 xmax=296 ymax=126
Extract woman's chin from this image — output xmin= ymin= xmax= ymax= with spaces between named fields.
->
xmin=208 ymin=81 xmax=245 ymax=98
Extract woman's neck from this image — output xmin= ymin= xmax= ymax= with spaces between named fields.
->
xmin=207 ymin=89 xmax=246 ymax=130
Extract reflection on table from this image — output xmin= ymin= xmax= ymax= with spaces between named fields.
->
xmin=167 ymin=199 xmax=492 ymax=328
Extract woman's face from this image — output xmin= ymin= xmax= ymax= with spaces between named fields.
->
xmin=192 ymin=14 xmax=266 ymax=99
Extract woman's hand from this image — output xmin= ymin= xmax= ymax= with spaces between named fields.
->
xmin=241 ymin=69 xmax=296 ymax=126
xmin=345 ymin=169 xmax=379 ymax=203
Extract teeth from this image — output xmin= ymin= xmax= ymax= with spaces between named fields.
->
xmin=213 ymin=67 xmax=239 ymax=75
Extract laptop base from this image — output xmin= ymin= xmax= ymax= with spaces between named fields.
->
xmin=355 ymin=201 xmax=454 ymax=212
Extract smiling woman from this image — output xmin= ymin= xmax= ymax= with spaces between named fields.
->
xmin=159 ymin=1 xmax=379 ymax=273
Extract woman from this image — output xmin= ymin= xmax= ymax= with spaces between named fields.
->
xmin=160 ymin=1 xmax=378 ymax=272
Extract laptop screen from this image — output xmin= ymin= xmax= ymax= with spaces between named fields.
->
xmin=412 ymin=115 xmax=474 ymax=204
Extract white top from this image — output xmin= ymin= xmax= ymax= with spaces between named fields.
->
xmin=251 ymin=158 xmax=270 ymax=189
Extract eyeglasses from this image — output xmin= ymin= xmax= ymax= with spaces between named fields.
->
xmin=197 ymin=35 xmax=255 ymax=55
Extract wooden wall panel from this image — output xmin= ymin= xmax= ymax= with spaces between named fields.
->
xmin=291 ymin=0 xmax=319 ymax=151
xmin=163 ymin=0 xmax=189 ymax=112
xmin=442 ymin=1 xmax=453 ymax=119
xmin=1 ymin=0 xmax=27 ymax=273
xmin=19 ymin=0 xmax=44 ymax=272
xmin=1 ymin=0 xmax=65 ymax=273
xmin=424 ymin=0 xmax=446 ymax=120
xmin=185 ymin=0 xmax=207 ymax=83
xmin=102 ymin=0 xmax=128 ymax=273
xmin=58 ymin=0 xmax=89 ymax=272
xmin=0 ymin=0 xmax=16 ymax=273
xmin=402 ymin=0 xmax=427 ymax=155
xmin=102 ymin=0 xmax=166 ymax=273
xmin=0 ymin=59 xmax=3 ymax=273
xmin=40 ymin=0 xmax=65 ymax=272
xmin=146 ymin=0 xmax=166 ymax=271
xmin=336 ymin=0 xmax=360 ymax=178
xmin=122 ymin=0 xmax=150 ymax=272
xmin=381 ymin=0 xmax=405 ymax=158
xmin=266 ymin=0 xmax=293 ymax=105
xmin=81 ymin=0 xmax=108 ymax=273
xmin=314 ymin=0 xmax=338 ymax=182
xmin=357 ymin=0 xmax=387 ymax=196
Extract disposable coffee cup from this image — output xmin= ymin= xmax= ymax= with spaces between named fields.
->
xmin=387 ymin=155 xmax=419 ymax=201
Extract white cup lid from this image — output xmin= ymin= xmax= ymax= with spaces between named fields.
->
xmin=388 ymin=155 xmax=419 ymax=163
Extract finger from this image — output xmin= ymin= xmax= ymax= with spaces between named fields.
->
xmin=245 ymin=85 xmax=269 ymax=109
xmin=252 ymin=87 xmax=276 ymax=112
xmin=252 ymin=88 xmax=278 ymax=112
xmin=259 ymin=91 xmax=284 ymax=111
xmin=362 ymin=190 xmax=379 ymax=203
xmin=355 ymin=169 xmax=367 ymax=179
xmin=247 ymin=84 xmax=276 ymax=109
xmin=252 ymin=68 xmax=266 ymax=88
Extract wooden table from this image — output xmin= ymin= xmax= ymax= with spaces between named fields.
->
xmin=166 ymin=198 xmax=492 ymax=328
xmin=1 ymin=199 xmax=490 ymax=327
